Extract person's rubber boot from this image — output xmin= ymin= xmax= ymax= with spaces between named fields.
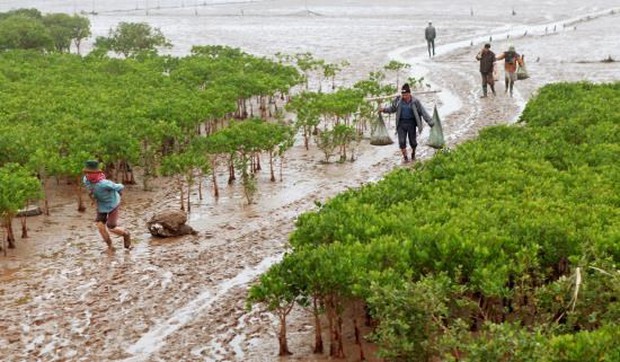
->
xmin=481 ymin=85 xmax=487 ymax=98
xmin=411 ymin=147 xmax=416 ymax=161
xmin=123 ymin=231 xmax=132 ymax=249
xmin=401 ymin=149 xmax=410 ymax=163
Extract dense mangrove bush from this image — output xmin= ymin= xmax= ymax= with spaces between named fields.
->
xmin=248 ymin=82 xmax=620 ymax=360
xmin=0 ymin=44 xmax=303 ymax=245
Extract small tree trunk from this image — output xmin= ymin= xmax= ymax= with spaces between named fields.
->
xmin=77 ymin=176 xmax=86 ymax=212
xmin=339 ymin=144 xmax=347 ymax=162
xmin=123 ymin=160 xmax=136 ymax=185
xmin=1 ymin=227 xmax=6 ymax=256
xmin=236 ymin=98 xmax=242 ymax=118
xmin=313 ymin=297 xmax=324 ymax=354
xmin=260 ymin=96 xmax=268 ymax=119
xmin=142 ymin=172 xmax=152 ymax=192
xmin=303 ymin=129 xmax=310 ymax=150
xmin=354 ymin=317 xmax=365 ymax=360
xmin=211 ymin=163 xmax=219 ymax=199
xmin=327 ymin=297 xmax=337 ymax=357
xmin=179 ymin=178 xmax=185 ymax=211
xmin=6 ymin=216 xmax=16 ymax=249
xmin=250 ymin=153 xmax=256 ymax=174
xmin=186 ymin=183 xmax=191 ymax=213
xmin=228 ymin=156 xmax=236 ymax=185
xmin=20 ymin=215 xmax=28 ymax=238
xmin=278 ymin=314 xmax=292 ymax=356
xmin=255 ymin=154 xmax=262 ymax=172
xmin=44 ymin=197 xmax=50 ymax=216
xmin=269 ymin=151 xmax=276 ymax=182
xmin=336 ymin=315 xmax=345 ymax=358
xmin=40 ymin=173 xmax=50 ymax=216
xmin=279 ymin=155 xmax=284 ymax=182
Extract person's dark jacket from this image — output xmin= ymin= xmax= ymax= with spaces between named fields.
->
xmin=425 ymin=25 xmax=436 ymax=41
xmin=383 ymin=96 xmax=434 ymax=134
xmin=476 ymin=50 xmax=496 ymax=74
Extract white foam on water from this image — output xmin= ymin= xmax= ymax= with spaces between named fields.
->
xmin=122 ymin=253 xmax=283 ymax=360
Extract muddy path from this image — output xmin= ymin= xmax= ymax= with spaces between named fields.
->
xmin=1 ymin=2 xmax=619 ymax=361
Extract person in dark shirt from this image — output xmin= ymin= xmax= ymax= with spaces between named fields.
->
xmin=475 ymin=43 xmax=497 ymax=98
xmin=425 ymin=21 xmax=436 ymax=58
xmin=380 ymin=83 xmax=434 ymax=163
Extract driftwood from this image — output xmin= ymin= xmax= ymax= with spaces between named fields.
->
xmin=17 ymin=206 xmax=43 ymax=217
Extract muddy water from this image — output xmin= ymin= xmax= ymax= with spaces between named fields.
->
xmin=1 ymin=1 xmax=619 ymax=361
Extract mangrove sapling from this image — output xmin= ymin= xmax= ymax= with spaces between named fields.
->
xmin=321 ymin=60 xmax=350 ymax=90
xmin=24 ymin=138 xmax=62 ymax=216
xmin=242 ymin=173 xmax=257 ymax=204
xmin=383 ymin=60 xmax=411 ymax=90
xmin=353 ymin=101 xmax=373 ymax=136
xmin=160 ymin=148 xmax=208 ymax=212
xmin=0 ymin=164 xmax=41 ymax=248
xmin=333 ymin=124 xmax=357 ymax=163
xmin=315 ymin=128 xmax=338 ymax=163
xmin=294 ymin=52 xmax=324 ymax=91
xmin=235 ymin=148 xmax=257 ymax=204
xmin=246 ymin=258 xmax=304 ymax=356
xmin=292 ymin=101 xmax=321 ymax=150
xmin=265 ymin=121 xmax=294 ymax=182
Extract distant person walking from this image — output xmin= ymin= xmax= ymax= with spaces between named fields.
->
xmin=476 ymin=43 xmax=496 ymax=98
xmin=83 ymin=160 xmax=131 ymax=252
xmin=425 ymin=21 xmax=436 ymax=57
xmin=496 ymin=44 xmax=523 ymax=97
xmin=379 ymin=83 xmax=434 ymax=163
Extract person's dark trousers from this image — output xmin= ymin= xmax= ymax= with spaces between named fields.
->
xmin=427 ymin=40 xmax=435 ymax=57
xmin=480 ymin=72 xmax=495 ymax=97
xmin=397 ymin=122 xmax=418 ymax=161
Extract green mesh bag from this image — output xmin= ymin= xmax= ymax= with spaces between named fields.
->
xmin=427 ymin=105 xmax=445 ymax=149
xmin=370 ymin=112 xmax=394 ymax=146
xmin=517 ymin=56 xmax=530 ymax=80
